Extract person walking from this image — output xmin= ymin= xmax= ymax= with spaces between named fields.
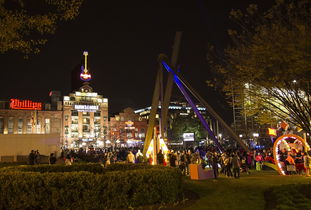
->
xmin=65 ymin=154 xmax=72 ymax=166
xmin=255 ymin=153 xmax=263 ymax=171
xmin=126 ymin=151 xmax=135 ymax=163
xmin=303 ymin=151 xmax=311 ymax=177
xmin=28 ymin=150 xmax=35 ymax=165
xmin=157 ymin=149 xmax=164 ymax=165
xmin=211 ymin=152 xmax=219 ymax=179
xmin=49 ymin=153 xmax=57 ymax=164
xmin=232 ymin=153 xmax=240 ymax=179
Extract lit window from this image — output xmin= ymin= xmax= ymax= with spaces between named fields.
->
xmin=27 ymin=119 xmax=32 ymax=133
xmin=18 ymin=119 xmax=23 ymax=134
xmin=45 ymin=118 xmax=50 ymax=134
xmin=8 ymin=118 xmax=14 ymax=134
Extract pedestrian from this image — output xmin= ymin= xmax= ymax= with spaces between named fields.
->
xmin=232 ymin=153 xmax=240 ymax=179
xmin=65 ymin=154 xmax=72 ymax=166
xmin=157 ymin=149 xmax=164 ymax=165
xmin=169 ymin=151 xmax=177 ymax=167
xmin=211 ymin=152 xmax=219 ymax=179
xmin=127 ymin=151 xmax=135 ymax=163
xmin=303 ymin=151 xmax=311 ymax=177
xmin=255 ymin=153 xmax=263 ymax=171
xmin=49 ymin=153 xmax=57 ymax=164
xmin=28 ymin=150 xmax=35 ymax=165
xmin=34 ymin=150 xmax=40 ymax=164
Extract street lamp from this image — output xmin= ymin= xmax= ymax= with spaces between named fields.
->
xmin=253 ymin=133 xmax=259 ymax=138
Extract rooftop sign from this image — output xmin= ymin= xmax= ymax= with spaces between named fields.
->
xmin=10 ymin=99 xmax=42 ymax=110
xmin=74 ymin=104 xmax=98 ymax=112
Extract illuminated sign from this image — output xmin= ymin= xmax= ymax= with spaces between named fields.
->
xmin=80 ymin=70 xmax=91 ymax=81
xmin=125 ymin=120 xmax=135 ymax=129
xmin=10 ymin=99 xmax=42 ymax=110
xmin=74 ymin=104 xmax=98 ymax=112
xmin=183 ymin=133 xmax=194 ymax=141
xmin=268 ymin=128 xmax=277 ymax=136
xmin=80 ymin=51 xmax=92 ymax=82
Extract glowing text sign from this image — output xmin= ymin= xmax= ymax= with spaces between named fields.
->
xmin=183 ymin=133 xmax=194 ymax=141
xmin=74 ymin=104 xmax=98 ymax=112
xmin=10 ymin=99 xmax=42 ymax=110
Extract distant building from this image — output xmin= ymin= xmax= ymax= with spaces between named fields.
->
xmin=110 ymin=108 xmax=147 ymax=147
xmin=0 ymin=98 xmax=62 ymax=135
xmin=134 ymin=101 xmax=207 ymax=120
xmin=62 ymin=83 xmax=108 ymax=148
xmin=0 ymin=98 xmax=63 ymax=161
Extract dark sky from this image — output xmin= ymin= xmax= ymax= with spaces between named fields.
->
xmin=0 ymin=0 xmax=273 ymax=120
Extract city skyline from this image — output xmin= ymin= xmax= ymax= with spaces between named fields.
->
xmin=0 ymin=0 xmax=272 ymax=120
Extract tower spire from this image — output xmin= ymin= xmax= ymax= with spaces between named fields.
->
xmin=80 ymin=51 xmax=92 ymax=82
xmin=83 ymin=51 xmax=88 ymax=73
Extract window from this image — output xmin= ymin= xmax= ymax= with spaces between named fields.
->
xmin=71 ymin=110 xmax=78 ymax=116
xmin=45 ymin=118 xmax=50 ymax=134
xmin=18 ymin=119 xmax=23 ymax=134
xmin=127 ymin=132 xmax=133 ymax=138
xmin=27 ymin=119 xmax=32 ymax=133
xmin=71 ymin=124 xmax=78 ymax=132
xmin=82 ymin=112 xmax=90 ymax=116
xmin=83 ymin=118 xmax=90 ymax=124
xmin=83 ymin=125 xmax=90 ymax=132
xmin=36 ymin=119 xmax=41 ymax=133
xmin=65 ymin=115 xmax=69 ymax=121
xmin=71 ymin=117 xmax=78 ymax=124
xmin=0 ymin=118 xmax=4 ymax=134
xmin=8 ymin=118 xmax=14 ymax=134
xmin=65 ymin=126 xmax=69 ymax=135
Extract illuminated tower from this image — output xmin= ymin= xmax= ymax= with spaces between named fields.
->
xmin=63 ymin=51 xmax=109 ymax=149
xmin=80 ymin=51 xmax=92 ymax=82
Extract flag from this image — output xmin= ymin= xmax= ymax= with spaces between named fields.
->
xmin=280 ymin=121 xmax=289 ymax=131
xmin=268 ymin=128 xmax=277 ymax=136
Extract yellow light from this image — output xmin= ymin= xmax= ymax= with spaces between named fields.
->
xmin=268 ymin=128 xmax=277 ymax=136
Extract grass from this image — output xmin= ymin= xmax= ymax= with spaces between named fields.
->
xmin=182 ymin=170 xmax=311 ymax=210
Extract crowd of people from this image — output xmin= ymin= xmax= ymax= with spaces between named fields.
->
xmin=28 ymin=145 xmax=311 ymax=177
xmin=277 ymin=148 xmax=311 ymax=176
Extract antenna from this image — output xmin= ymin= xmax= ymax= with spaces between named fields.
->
xmin=83 ymin=51 xmax=88 ymax=72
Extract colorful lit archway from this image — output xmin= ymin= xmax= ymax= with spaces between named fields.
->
xmin=273 ymin=134 xmax=310 ymax=175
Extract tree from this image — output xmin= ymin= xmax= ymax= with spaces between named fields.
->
xmin=0 ymin=0 xmax=84 ymax=56
xmin=169 ymin=113 xmax=207 ymax=142
xmin=209 ymin=0 xmax=311 ymax=138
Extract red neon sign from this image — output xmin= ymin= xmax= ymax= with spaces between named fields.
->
xmin=10 ymin=99 xmax=42 ymax=110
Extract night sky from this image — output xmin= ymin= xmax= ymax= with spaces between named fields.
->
xmin=0 ymin=0 xmax=272 ymax=120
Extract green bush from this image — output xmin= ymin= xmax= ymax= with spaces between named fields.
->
xmin=105 ymin=162 xmax=160 ymax=171
xmin=0 ymin=162 xmax=165 ymax=173
xmin=265 ymin=184 xmax=311 ymax=210
xmin=0 ymin=166 xmax=183 ymax=209
xmin=0 ymin=163 xmax=106 ymax=173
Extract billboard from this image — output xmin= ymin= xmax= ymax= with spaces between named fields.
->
xmin=183 ymin=133 xmax=194 ymax=141
xmin=74 ymin=104 xmax=99 ymax=112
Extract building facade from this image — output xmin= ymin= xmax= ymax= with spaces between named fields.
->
xmin=110 ymin=107 xmax=147 ymax=147
xmin=62 ymin=83 xmax=108 ymax=148
xmin=0 ymin=99 xmax=62 ymax=135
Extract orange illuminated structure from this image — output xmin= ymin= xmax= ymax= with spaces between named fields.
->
xmin=273 ymin=134 xmax=310 ymax=175
xmin=10 ymin=99 xmax=42 ymax=110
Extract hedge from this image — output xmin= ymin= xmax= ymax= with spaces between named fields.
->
xmin=0 ymin=163 xmax=106 ymax=173
xmin=265 ymin=184 xmax=311 ymax=210
xmin=0 ymin=166 xmax=183 ymax=209
xmin=0 ymin=163 xmax=162 ymax=173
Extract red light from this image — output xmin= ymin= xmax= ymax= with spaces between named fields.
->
xmin=10 ymin=99 xmax=42 ymax=110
